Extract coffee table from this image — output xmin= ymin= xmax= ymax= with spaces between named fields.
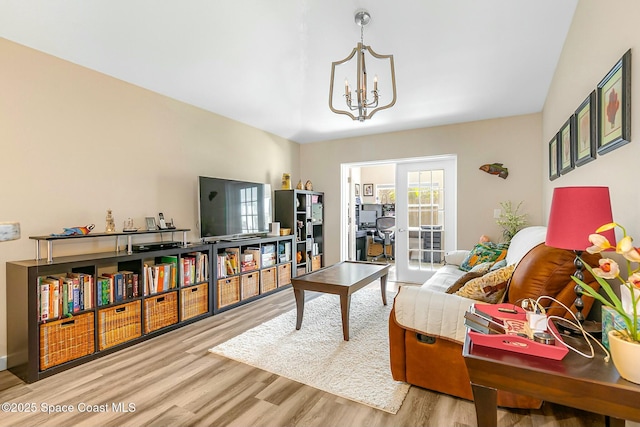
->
xmin=463 ymin=332 xmax=640 ymax=427
xmin=291 ymin=261 xmax=390 ymax=341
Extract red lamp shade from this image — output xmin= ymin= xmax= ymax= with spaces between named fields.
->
xmin=546 ymin=186 xmax=616 ymax=251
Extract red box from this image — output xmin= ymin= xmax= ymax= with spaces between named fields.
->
xmin=468 ymin=303 xmax=569 ymax=360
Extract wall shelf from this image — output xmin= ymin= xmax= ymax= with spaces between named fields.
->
xmin=29 ymin=229 xmax=190 ymax=263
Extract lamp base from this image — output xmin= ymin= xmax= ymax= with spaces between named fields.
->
xmin=554 ymin=319 xmax=602 ymax=336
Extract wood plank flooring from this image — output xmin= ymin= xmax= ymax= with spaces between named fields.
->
xmin=0 ymin=280 xmax=605 ymax=427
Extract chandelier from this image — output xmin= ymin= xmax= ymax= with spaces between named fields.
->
xmin=329 ymin=10 xmax=397 ymax=122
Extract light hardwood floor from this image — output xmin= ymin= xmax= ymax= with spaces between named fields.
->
xmin=0 ymin=279 xmax=605 ymax=427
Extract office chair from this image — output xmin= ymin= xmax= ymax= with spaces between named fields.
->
xmin=372 ymin=216 xmax=395 ymax=261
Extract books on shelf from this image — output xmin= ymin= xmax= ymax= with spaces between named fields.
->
xmin=243 ymin=247 xmax=261 ymax=272
xmin=143 ymin=263 xmax=174 ymax=295
xmin=278 ymin=241 xmax=292 ymax=263
xmin=261 ymin=244 xmax=276 ymax=268
xmin=37 ymin=273 xmax=95 ymax=322
xmin=182 ymin=252 xmax=209 ymax=285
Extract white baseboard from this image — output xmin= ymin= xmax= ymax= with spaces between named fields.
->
xmin=0 ymin=356 xmax=6 ymax=371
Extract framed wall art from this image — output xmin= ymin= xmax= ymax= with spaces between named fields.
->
xmin=574 ymin=90 xmax=597 ymax=166
xmin=597 ymin=49 xmax=631 ymax=155
xmin=548 ymin=134 xmax=560 ymax=181
xmin=363 ymin=183 xmax=374 ymax=197
xmin=355 ymin=183 xmax=360 ymax=196
xmin=559 ymin=117 xmax=574 ymax=175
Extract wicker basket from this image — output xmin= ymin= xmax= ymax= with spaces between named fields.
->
xmin=98 ymin=301 xmax=142 ymax=350
xmin=181 ymin=283 xmax=208 ymax=321
xmin=241 ymin=272 xmax=259 ymax=300
xmin=277 ymin=263 xmax=292 ymax=287
xmin=39 ymin=312 xmax=95 ymax=371
xmin=144 ymin=291 xmax=178 ymax=334
xmin=217 ymin=276 xmax=240 ymax=309
xmin=312 ymin=255 xmax=322 ymax=271
xmin=260 ymin=267 xmax=277 ymax=293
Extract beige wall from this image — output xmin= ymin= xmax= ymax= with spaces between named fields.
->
xmin=360 ymin=164 xmax=396 ymax=204
xmin=300 ymin=113 xmax=544 ymax=265
xmin=0 ymin=39 xmax=299 ymax=366
xmin=542 ymin=0 xmax=640 ymax=244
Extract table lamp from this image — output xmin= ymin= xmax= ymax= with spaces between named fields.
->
xmin=546 ymin=187 xmax=615 ymax=323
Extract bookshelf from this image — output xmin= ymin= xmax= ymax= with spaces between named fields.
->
xmin=6 ymin=243 xmax=211 ymax=383
xmin=274 ymin=190 xmax=324 ymax=275
xmin=212 ymin=235 xmax=295 ymax=313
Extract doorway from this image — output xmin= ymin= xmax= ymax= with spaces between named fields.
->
xmin=340 ymin=155 xmax=457 ymax=284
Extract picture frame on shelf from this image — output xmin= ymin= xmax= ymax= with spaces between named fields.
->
xmin=597 ymin=49 xmax=631 ymax=155
xmin=363 ymin=183 xmax=374 ymax=197
xmin=145 ymin=217 xmax=157 ymax=231
xmin=574 ymin=90 xmax=597 ymax=167
xmin=548 ymin=134 xmax=560 ymax=181
xmin=559 ymin=117 xmax=574 ymax=175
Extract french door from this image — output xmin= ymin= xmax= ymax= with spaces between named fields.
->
xmin=395 ymin=156 xmax=457 ymax=283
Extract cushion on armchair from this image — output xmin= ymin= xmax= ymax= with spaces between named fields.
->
xmin=459 ymin=243 xmax=508 ymax=271
xmin=444 ymin=250 xmax=470 ymax=266
xmin=455 ymin=264 xmax=515 ymax=303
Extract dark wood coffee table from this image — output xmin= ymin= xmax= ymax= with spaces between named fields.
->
xmin=291 ymin=261 xmax=390 ymax=341
xmin=463 ymin=332 xmax=640 ymax=427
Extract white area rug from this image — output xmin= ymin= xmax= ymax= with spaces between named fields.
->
xmin=208 ymin=288 xmax=410 ymax=414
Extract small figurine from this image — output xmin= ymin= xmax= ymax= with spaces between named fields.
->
xmin=105 ymin=209 xmax=116 ymax=233
xmin=282 ymin=173 xmax=291 ymax=190
xmin=305 ymin=180 xmax=313 ymax=191
xmin=51 ymin=224 xmax=95 ymax=237
xmin=123 ymin=218 xmax=138 ymax=232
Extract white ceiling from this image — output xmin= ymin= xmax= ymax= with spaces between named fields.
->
xmin=0 ymin=0 xmax=577 ymax=144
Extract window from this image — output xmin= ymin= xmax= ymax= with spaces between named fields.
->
xmin=240 ymin=186 xmax=259 ymax=233
xmin=376 ymin=184 xmax=396 ymax=204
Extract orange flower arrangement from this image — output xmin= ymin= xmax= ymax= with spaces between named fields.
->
xmin=573 ymin=222 xmax=640 ymax=343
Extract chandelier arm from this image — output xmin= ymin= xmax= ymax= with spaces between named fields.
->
xmin=364 ymin=53 xmax=396 ymax=119
xmin=329 ymin=47 xmax=360 ymax=120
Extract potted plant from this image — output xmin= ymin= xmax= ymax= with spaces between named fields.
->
xmin=573 ymin=222 xmax=640 ymax=384
xmin=496 ymin=200 xmax=528 ymax=243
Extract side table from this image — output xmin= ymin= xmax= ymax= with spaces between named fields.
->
xmin=462 ymin=333 xmax=640 ymax=427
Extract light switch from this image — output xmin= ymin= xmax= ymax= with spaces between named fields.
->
xmin=494 ymin=209 xmax=502 ymax=219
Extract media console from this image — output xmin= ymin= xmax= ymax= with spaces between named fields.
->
xmin=7 ymin=232 xmax=297 ymax=383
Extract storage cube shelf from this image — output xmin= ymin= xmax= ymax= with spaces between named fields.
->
xmin=211 ymin=235 xmax=295 ymax=313
xmin=7 ymin=241 xmax=213 ymax=383
xmin=274 ymin=190 xmax=324 ymax=274
xmin=8 ymin=222 xmax=307 ymax=382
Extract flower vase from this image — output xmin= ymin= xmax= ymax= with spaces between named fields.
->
xmin=608 ymin=330 xmax=640 ymax=384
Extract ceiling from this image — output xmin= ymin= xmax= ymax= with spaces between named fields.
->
xmin=0 ymin=0 xmax=577 ymax=144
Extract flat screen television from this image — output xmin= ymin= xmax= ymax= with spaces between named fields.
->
xmin=198 ymin=176 xmax=272 ymax=240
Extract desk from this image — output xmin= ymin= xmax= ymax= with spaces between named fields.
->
xmin=462 ymin=333 xmax=640 ymax=427
xmin=356 ymin=229 xmax=372 ymax=261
